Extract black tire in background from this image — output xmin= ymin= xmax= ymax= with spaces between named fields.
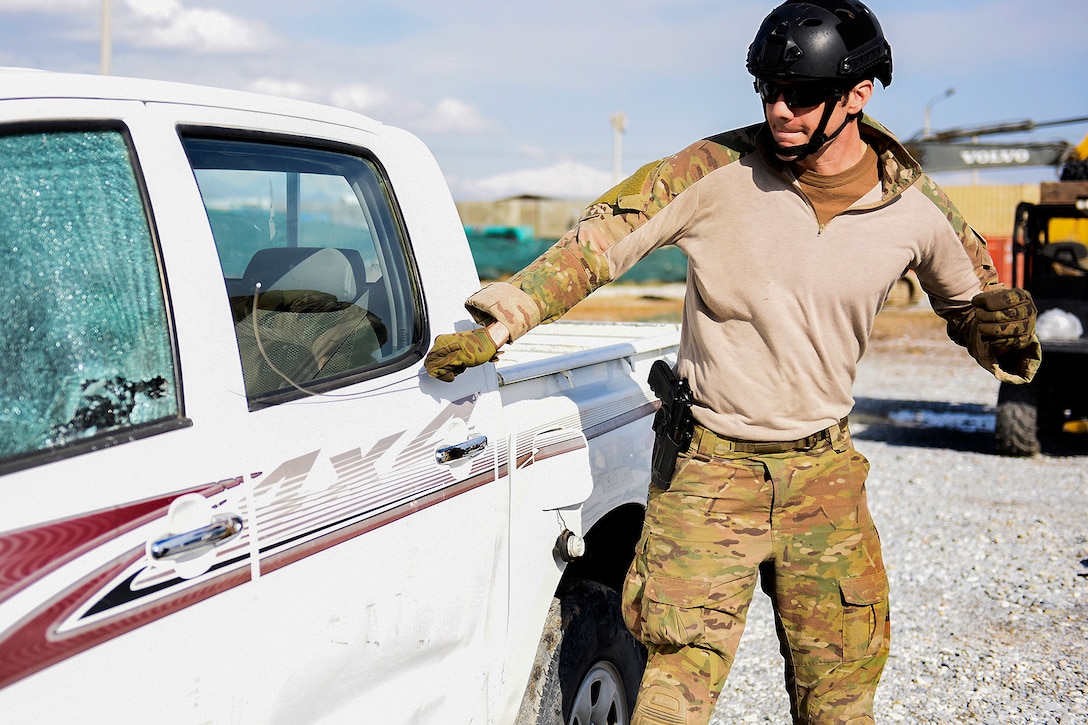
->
xmin=996 ymin=381 xmax=1040 ymax=456
xmin=518 ymin=580 xmax=646 ymax=725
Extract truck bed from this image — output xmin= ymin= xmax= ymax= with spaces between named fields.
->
xmin=495 ymin=320 xmax=682 ymax=385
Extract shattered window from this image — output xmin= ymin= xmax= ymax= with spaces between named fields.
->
xmin=0 ymin=129 xmax=180 ymax=466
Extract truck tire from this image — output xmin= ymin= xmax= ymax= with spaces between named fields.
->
xmin=518 ymin=580 xmax=646 ymax=725
xmin=995 ymin=382 xmax=1040 ymax=456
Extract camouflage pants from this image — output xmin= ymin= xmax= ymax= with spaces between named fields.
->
xmin=621 ymin=424 xmax=889 ymax=725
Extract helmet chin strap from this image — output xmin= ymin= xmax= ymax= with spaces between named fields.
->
xmin=773 ymin=97 xmax=860 ymax=161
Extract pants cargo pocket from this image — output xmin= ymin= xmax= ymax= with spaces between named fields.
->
xmin=840 ymin=571 xmax=889 ymax=662
xmin=621 ymin=532 xmax=650 ymax=639
xmin=642 ymin=574 xmax=711 ymax=647
xmin=639 ymin=571 xmax=758 ymax=654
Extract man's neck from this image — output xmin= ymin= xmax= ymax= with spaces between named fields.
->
xmin=791 ymin=126 xmax=868 ymax=176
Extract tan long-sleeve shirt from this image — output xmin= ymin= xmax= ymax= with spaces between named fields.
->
xmin=466 ymin=117 xmax=1039 ymax=441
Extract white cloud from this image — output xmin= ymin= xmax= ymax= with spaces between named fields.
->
xmin=127 ymin=0 xmax=178 ymax=22
xmin=0 ymin=0 xmax=279 ymax=54
xmin=329 ymin=83 xmax=493 ymax=135
xmin=329 ymin=84 xmax=398 ymax=116
xmin=117 ymin=0 xmax=274 ymax=53
xmin=457 ymin=159 xmax=612 ymax=201
xmin=419 ymin=97 xmax=491 ymax=134
xmin=247 ymin=77 xmax=315 ymax=101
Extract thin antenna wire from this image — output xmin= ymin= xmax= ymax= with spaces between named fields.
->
xmin=247 ymin=283 xmax=417 ymax=402
xmin=251 ymin=283 xmax=323 ymax=398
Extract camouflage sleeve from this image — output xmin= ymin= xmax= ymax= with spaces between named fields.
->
xmin=465 ymin=127 xmax=760 ymax=340
xmin=915 ymin=175 xmax=1041 ymax=383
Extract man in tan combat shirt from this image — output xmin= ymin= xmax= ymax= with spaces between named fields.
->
xmin=425 ymin=1 xmax=1040 ymax=723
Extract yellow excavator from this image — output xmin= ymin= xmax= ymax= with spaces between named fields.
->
xmin=1048 ymin=132 xmax=1088 ymax=245
xmin=1062 ymin=131 xmax=1088 ymax=178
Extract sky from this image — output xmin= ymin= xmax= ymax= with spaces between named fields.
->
xmin=0 ymin=0 xmax=1086 ymax=200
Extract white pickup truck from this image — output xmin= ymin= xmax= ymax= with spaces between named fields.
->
xmin=0 ymin=70 xmax=680 ymax=724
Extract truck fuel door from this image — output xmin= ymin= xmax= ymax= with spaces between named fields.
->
xmin=519 ymin=428 xmax=592 ymax=511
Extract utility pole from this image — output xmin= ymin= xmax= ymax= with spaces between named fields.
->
xmin=100 ymin=0 xmax=112 ymax=75
xmin=611 ymin=112 xmax=626 ymax=184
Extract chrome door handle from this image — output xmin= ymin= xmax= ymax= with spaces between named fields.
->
xmin=435 ymin=435 xmax=488 ymax=465
xmin=150 ymin=513 xmax=244 ymax=561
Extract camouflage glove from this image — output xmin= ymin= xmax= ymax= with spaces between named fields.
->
xmin=971 ymin=287 xmax=1036 ymax=353
xmin=425 ymin=328 xmax=500 ymax=382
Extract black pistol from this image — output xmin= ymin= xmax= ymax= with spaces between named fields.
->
xmin=647 ymin=359 xmax=694 ymax=490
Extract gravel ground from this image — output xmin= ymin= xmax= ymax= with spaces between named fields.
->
xmin=708 ymin=329 xmax=1088 ymax=724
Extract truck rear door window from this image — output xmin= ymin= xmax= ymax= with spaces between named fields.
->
xmin=181 ymin=136 xmax=424 ymax=408
xmin=0 ymin=129 xmax=181 ymax=470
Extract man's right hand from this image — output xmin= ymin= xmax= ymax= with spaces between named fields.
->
xmin=424 ymin=328 xmax=500 ymax=382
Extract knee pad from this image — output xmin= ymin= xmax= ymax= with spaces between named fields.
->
xmin=632 ymin=683 xmax=689 ymax=725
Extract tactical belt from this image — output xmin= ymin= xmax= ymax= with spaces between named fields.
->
xmin=691 ymin=417 xmax=849 ymax=458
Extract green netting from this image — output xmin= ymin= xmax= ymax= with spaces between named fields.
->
xmin=466 ymin=231 xmax=689 ymax=283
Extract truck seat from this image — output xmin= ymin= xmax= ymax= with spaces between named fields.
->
xmin=230 ymin=247 xmax=383 ymax=399
xmin=242 ymin=247 xmax=362 ymax=301
xmin=1041 ymin=241 xmax=1088 ymax=277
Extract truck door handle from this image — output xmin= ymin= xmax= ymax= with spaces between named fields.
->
xmin=150 ymin=513 xmax=244 ymax=561
xmin=435 ymin=435 xmax=488 ymax=465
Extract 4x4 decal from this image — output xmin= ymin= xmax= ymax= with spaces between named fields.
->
xmin=0 ymin=399 xmax=496 ymax=690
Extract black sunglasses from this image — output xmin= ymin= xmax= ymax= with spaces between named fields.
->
xmin=754 ymin=80 xmax=842 ymax=109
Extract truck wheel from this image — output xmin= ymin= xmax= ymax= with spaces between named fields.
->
xmin=520 ymin=580 xmax=646 ymax=725
xmin=995 ymin=382 xmax=1040 ymax=456
xmin=568 ymin=660 xmax=629 ymax=725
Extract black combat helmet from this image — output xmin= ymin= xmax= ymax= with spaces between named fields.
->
xmin=746 ymin=0 xmax=892 ymax=159
xmin=747 ymin=0 xmax=893 ymax=88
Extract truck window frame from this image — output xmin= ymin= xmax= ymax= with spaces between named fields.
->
xmin=179 ymin=130 xmax=428 ymax=410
